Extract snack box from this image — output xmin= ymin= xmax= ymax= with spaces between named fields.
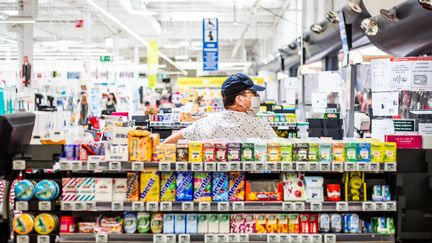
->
xmin=215 ymin=142 xmax=227 ymax=162
xmin=244 ymin=214 xmax=256 ymax=233
xmin=229 ymin=172 xmax=245 ymax=201
xmin=255 ymin=214 xmax=267 ymax=233
xmin=299 ymin=214 xmax=310 ymax=233
xmin=140 ymin=172 xmax=160 ymax=202
xmin=345 ymin=143 xmax=358 ymax=162
xmin=254 ymin=142 xmax=268 ymax=162
xmin=189 ymin=142 xmax=203 ymax=162
xmin=293 ymin=143 xmax=308 ymax=161
xmin=230 ymin=214 xmax=245 ymax=233
xmin=383 ymin=142 xmax=397 ymax=162
xmin=280 ymin=142 xmax=293 ymax=162
xmin=267 ymin=142 xmax=281 ymax=162
xmin=176 ymin=172 xmax=193 ymax=201
xmin=246 ymin=180 xmax=283 ymax=201
xmin=174 ymin=214 xmax=186 ymax=234
xmin=77 ymin=177 xmax=95 ymax=201
xmin=163 ymin=214 xmax=175 ymax=234
xmin=358 ymin=143 xmax=371 ymax=162
xmin=176 ymin=141 xmax=189 ymax=162
xmin=193 ymin=172 xmax=212 ymax=202
xmin=163 ymin=143 xmax=177 ymax=162
xmin=203 ymin=143 xmax=216 ymax=162
xmin=277 ymin=214 xmax=288 ymax=233
xmin=227 ymin=143 xmax=242 ymax=161
xmin=208 ymin=214 xmax=219 ymax=233
xmin=212 ymin=172 xmax=229 ymax=202
xmin=309 ymin=214 xmax=319 ymax=233
xmin=128 ymin=130 xmax=152 ymax=161
xmin=266 ymin=214 xmax=278 ymax=233
xmin=186 ymin=214 xmax=198 ymax=234
xmin=370 ymin=142 xmax=384 ymax=162
xmin=160 ymin=172 xmax=176 ymax=202
xmin=319 ymin=143 xmax=332 ymax=162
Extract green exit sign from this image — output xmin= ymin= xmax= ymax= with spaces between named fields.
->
xmin=100 ymin=56 xmax=113 ymax=62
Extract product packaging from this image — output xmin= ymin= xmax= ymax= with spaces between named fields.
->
xmin=358 ymin=143 xmax=371 ymax=162
xmin=280 ymin=141 xmax=293 ymax=162
xmin=174 ymin=214 xmax=186 ymax=234
xmin=34 ymin=213 xmax=59 ymax=235
xmin=383 ymin=142 xmax=397 ymax=162
xmin=163 ymin=143 xmax=177 ymax=162
xmin=293 ymin=143 xmax=309 ymax=161
xmin=208 ymin=214 xmax=219 ymax=233
xmin=319 ymin=214 xmax=330 ymax=233
xmin=15 ymin=180 xmax=35 ymax=201
xmin=137 ymin=212 xmax=151 ymax=233
xmin=77 ymin=222 xmax=95 ymax=233
xmin=282 ymin=173 xmax=305 ymax=201
xmin=212 ymin=172 xmax=229 ymax=202
xmin=163 ymin=214 xmax=175 ymax=234
xmin=128 ymin=130 xmax=152 ymax=161
xmin=370 ymin=142 xmax=384 ymax=162
xmin=123 ymin=212 xmax=137 ymax=234
xmin=95 ymin=178 xmax=113 ymax=202
xmin=267 ymin=142 xmax=281 ymax=162
xmin=203 ymin=143 xmax=216 ymax=162
xmin=230 ymin=214 xmax=245 ymax=233
xmin=150 ymin=212 xmax=163 ymax=233
xmin=13 ymin=214 xmax=34 ymax=234
xmin=193 ymin=172 xmax=212 ymax=202
xmin=241 ymin=142 xmax=255 ymax=161
xmin=140 ymin=172 xmax=160 ymax=202
xmin=330 ymin=214 xmax=342 ymax=233
xmin=244 ymin=214 xmax=256 ymax=233
xmin=198 ymin=214 xmax=209 ymax=234
xmin=189 ymin=142 xmax=203 ymax=162
xmin=309 ymin=214 xmax=319 ymax=233
xmin=277 ymin=214 xmax=288 ymax=233
xmin=160 ymin=172 xmax=176 ymax=202
xmin=127 ymin=172 xmax=139 ymax=202
xmin=176 ymin=172 xmax=193 ymax=201
xmin=215 ymin=142 xmax=227 ymax=162
xmin=246 ymin=179 xmax=283 ymax=201
xmin=227 ymin=142 xmax=242 ymax=161
xmin=266 ymin=214 xmax=278 ymax=233
xmin=254 ymin=141 xmax=268 ymax=162
xmin=186 ymin=214 xmax=198 ymax=234
xmin=319 ymin=143 xmax=332 ymax=162
xmin=299 ymin=214 xmax=310 ymax=233
xmin=77 ymin=177 xmax=95 ymax=201
xmin=113 ymin=178 xmax=127 ymax=202
xmin=176 ymin=141 xmax=189 ymax=162
xmin=326 ymin=184 xmax=341 ymax=201
xmin=35 ymin=180 xmax=59 ymax=201
xmin=304 ymin=176 xmax=324 ymax=202
xmin=288 ymin=214 xmax=299 ymax=233
xmin=95 ymin=215 xmax=123 ymax=234
xmin=219 ymin=214 xmax=230 ymax=233
xmin=229 ymin=172 xmax=245 ymax=201
xmin=345 ymin=143 xmax=358 ymax=162
xmin=256 ymin=214 xmax=267 ymax=233
xmin=332 ymin=143 xmax=346 ymax=162
xmin=308 ymin=143 xmax=319 ymax=161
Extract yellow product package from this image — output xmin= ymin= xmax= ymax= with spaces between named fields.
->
xmin=140 ymin=171 xmax=160 ymax=202
xmin=189 ymin=142 xmax=203 ymax=162
xmin=128 ymin=130 xmax=152 ymax=161
xmin=163 ymin=144 xmax=177 ymax=162
xmin=370 ymin=142 xmax=384 ymax=162
xmin=383 ymin=142 xmax=397 ymax=162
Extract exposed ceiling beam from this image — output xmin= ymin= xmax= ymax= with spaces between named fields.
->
xmin=271 ymin=0 xmax=292 ymax=29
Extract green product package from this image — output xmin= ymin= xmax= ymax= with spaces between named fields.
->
xmin=254 ymin=143 xmax=267 ymax=162
xmin=280 ymin=142 xmax=293 ymax=162
xmin=137 ymin=212 xmax=150 ymax=233
xmin=345 ymin=143 xmax=358 ymax=162
xmin=241 ymin=143 xmax=254 ymax=161
xmin=319 ymin=143 xmax=332 ymax=162
xmin=308 ymin=143 xmax=319 ymax=162
xmin=160 ymin=172 xmax=176 ymax=201
xmin=293 ymin=143 xmax=308 ymax=161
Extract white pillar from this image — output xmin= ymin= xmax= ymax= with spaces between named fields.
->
xmin=17 ymin=0 xmax=36 ymax=86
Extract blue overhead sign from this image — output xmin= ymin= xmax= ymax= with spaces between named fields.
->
xmin=203 ymin=18 xmax=218 ymax=71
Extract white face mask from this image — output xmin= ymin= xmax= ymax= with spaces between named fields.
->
xmin=246 ymin=96 xmax=261 ymax=116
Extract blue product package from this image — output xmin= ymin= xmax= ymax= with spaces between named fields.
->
xmin=14 ymin=180 xmax=35 ymax=201
xmin=212 ymin=172 xmax=229 ymax=202
xmin=35 ymin=180 xmax=58 ymax=201
xmin=62 ymin=144 xmax=79 ymax=160
xmin=383 ymin=185 xmax=391 ymax=201
xmin=342 ymin=214 xmax=349 ymax=233
xmin=358 ymin=143 xmax=371 ymax=162
xmin=186 ymin=214 xmax=198 ymax=234
xmin=174 ymin=214 xmax=186 ymax=234
xmin=348 ymin=214 xmax=360 ymax=233
xmin=163 ymin=214 xmax=175 ymax=234
xmin=176 ymin=172 xmax=193 ymax=201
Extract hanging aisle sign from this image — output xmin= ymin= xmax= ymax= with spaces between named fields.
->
xmin=203 ymin=18 xmax=218 ymax=71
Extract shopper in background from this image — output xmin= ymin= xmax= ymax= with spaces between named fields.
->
xmin=79 ymin=91 xmax=88 ymax=125
xmin=164 ymin=73 xmax=277 ymax=143
xmin=105 ymin=92 xmax=117 ymax=115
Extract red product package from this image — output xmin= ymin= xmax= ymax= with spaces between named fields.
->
xmin=230 ymin=214 xmax=245 ymax=233
xmin=203 ymin=143 xmax=216 ymax=162
xmin=326 ymin=184 xmax=341 ymax=201
xmin=215 ymin=143 xmax=227 ymax=162
xmin=244 ymin=214 xmax=256 ymax=233
xmin=309 ymin=214 xmax=319 ymax=233
xmin=299 ymin=214 xmax=310 ymax=234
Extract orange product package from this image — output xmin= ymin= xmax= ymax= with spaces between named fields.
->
xmin=277 ymin=214 xmax=288 ymax=233
xmin=228 ymin=172 xmax=245 ymax=201
xmin=128 ymin=130 xmax=152 ymax=161
xmin=266 ymin=214 xmax=278 ymax=233
xmin=255 ymin=214 xmax=267 ymax=233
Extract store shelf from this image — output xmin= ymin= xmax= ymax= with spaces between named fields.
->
xmin=57 ymin=161 xmax=397 ymax=173
xmin=58 ymin=233 xmax=395 ymax=243
xmin=15 ymin=234 xmax=57 ymax=243
xmin=59 ymin=201 xmax=397 ymax=213
xmin=15 ymin=200 xmax=59 ymax=212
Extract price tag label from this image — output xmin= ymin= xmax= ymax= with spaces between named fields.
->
xmin=217 ymin=163 xmax=229 ymax=172
xmin=362 ymin=202 xmax=375 ymax=211
xmin=147 ymin=202 xmax=159 ymax=211
xmin=368 ymin=162 xmax=380 ymax=172
xmin=281 ymin=162 xmax=293 ymax=171
xmin=15 ymin=201 xmax=28 ymax=211
xmin=375 ymin=202 xmax=385 ymax=211
xmin=256 ymin=162 xmax=267 ymax=171
xmin=279 ymin=234 xmax=290 ymax=243
xmin=159 ymin=162 xmax=171 ymax=171
xmin=165 ymin=234 xmax=176 ymax=243
xmin=109 ymin=161 xmax=122 ymax=171
xmin=199 ymin=202 xmax=211 ymax=211
xmin=132 ymin=162 xmax=144 ymax=171
xmin=324 ymin=234 xmax=336 ymax=243
xmin=357 ymin=162 xmax=368 ymax=171
xmin=204 ymin=162 xmax=216 ymax=171
xmin=336 ymin=202 xmax=348 ymax=211
xmin=88 ymin=155 xmax=103 ymax=162
xmin=153 ymin=234 xmax=166 ymax=243
xmin=95 ymin=234 xmax=108 ymax=243
xmin=61 ymin=201 xmax=73 ymax=211
xmin=385 ymin=162 xmax=397 ymax=172
xmin=179 ymin=234 xmax=191 ymax=243
xmin=243 ymin=162 xmax=256 ymax=171
xmin=204 ymin=234 xmax=217 ymax=243
xmin=229 ymin=162 xmax=240 ymax=171
xmin=16 ymin=235 xmax=29 ymax=243
xmin=386 ymin=201 xmax=397 ymax=211
xmin=160 ymin=202 xmax=173 ymax=211
xmin=267 ymin=234 xmax=280 ymax=243
xmin=345 ymin=162 xmax=356 ymax=172
xmin=332 ymin=162 xmax=343 ymax=172
xmin=301 ymin=235 xmax=312 ymax=243
xmin=88 ymin=161 xmax=99 ymax=171
xmin=176 ymin=162 xmax=188 ymax=171
xmin=282 ymin=202 xmax=295 ymax=211
xmin=37 ymin=235 xmax=50 ymax=243
xmin=238 ymin=234 xmax=249 ymax=243
xmin=13 ymin=160 xmax=26 ymax=170
xmin=59 ymin=161 xmax=71 ymax=171
xmin=111 ymin=201 xmax=124 ymax=211
xmin=267 ymin=162 xmax=278 ymax=171
xmin=85 ymin=201 xmax=96 ymax=211
xmin=309 ymin=162 xmax=319 ymax=171
xmin=228 ymin=235 xmax=239 ymax=243
xmin=132 ymin=202 xmax=145 ymax=211
xmin=217 ymin=202 xmax=229 ymax=211
xmin=290 ymin=234 xmax=301 ymax=243
xmin=74 ymin=202 xmax=85 ymax=211
xmin=320 ymin=162 xmax=331 ymax=171
xmin=311 ymin=202 xmax=322 ymax=211
xmin=192 ymin=163 xmax=203 ymax=171
xmin=311 ymin=234 xmax=322 ymax=243
xmin=182 ymin=202 xmax=194 ymax=211
xmin=233 ymin=202 xmax=244 ymax=211
xmin=296 ymin=162 xmax=309 ymax=171
xmin=217 ymin=234 xmax=228 ymax=243
xmin=38 ymin=201 xmax=51 ymax=211
xmin=294 ymin=202 xmax=305 ymax=211
xmin=71 ymin=161 xmax=83 ymax=171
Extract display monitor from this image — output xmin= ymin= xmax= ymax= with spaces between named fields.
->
xmin=0 ymin=112 xmax=35 ymax=175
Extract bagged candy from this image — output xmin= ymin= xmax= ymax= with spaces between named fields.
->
xmin=176 ymin=141 xmax=189 ymax=162
xmin=212 ymin=172 xmax=229 ymax=202
xmin=308 ymin=143 xmax=319 ymax=161
xmin=228 ymin=172 xmax=245 ymax=201
xmin=123 ymin=212 xmax=137 ymax=234
xmin=176 ymin=172 xmax=193 ymax=201
xmin=256 ymin=214 xmax=267 ymax=233
xmin=215 ymin=142 xmax=227 ymax=162
xmin=160 ymin=172 xmax=176 ymax=202
xmin=299 ymin=214 xmax=310 ymax=233
xmin=241 ymin=143 xmax=254 ymax=161
xmin=244 ymin=214 xmax=256 ymax=233
xmin=140 ymin=172 xmax=160 ymax=202
xmin=277 ymin=214 xmax=288 ymax=233
xmin=319 ymin=143 xmax=332 ymax=162
xmin=230 ymin=214 xmax=245 ymax=233
xmin=267 ymin=142 xmax=281 ymax=162
xmin=193 ymin=172 xmax=212 ymax=202
xmin=280 ymin=141 xmax=292 ymax=162
xmin=254 ymin=141 xmax=267 ymax=162
xmin=358 ymin=143 xmax=371 ymax=162
xmin=266 ymin=214 xmax=278 ymax=233
xmin=345 ymin=143 xmax=358 ymax=162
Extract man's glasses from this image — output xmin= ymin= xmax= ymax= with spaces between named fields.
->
xmin=241 ymin=89 xmax=258 ymax=96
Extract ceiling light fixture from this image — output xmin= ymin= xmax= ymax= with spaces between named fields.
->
xmin=361 ymin=18 xmax=379 ymax=36
xmin=84 ymin=0 xmax=187 ymax=75
xmin=310 ymin=24 xmax=324 ymax=34
xmin=0 ymin=35 xmax=17 ymax=43
xmin=348 ymin=0 xmax=362 ymax=13
xmin=0 ymin=20 xmax=35 ymax=24
xmin=326 ymin=11 xmax=339 ymax=23
xmin=418 ymin=0 xmax=432 ymax=10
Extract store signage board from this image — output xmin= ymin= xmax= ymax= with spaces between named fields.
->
xmin=202 ymin=18 xmax=218 ymax=71
xmin=99 ymin=56 xmax=113 ymax=62
xmin=419 ymin=123 xmax=432 ymax=135
xmin=371 ymin=92 xmax=399 ymax=117
xmin=393 ymin=119 xmax=416 ymax=132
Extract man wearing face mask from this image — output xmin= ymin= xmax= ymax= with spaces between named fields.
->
xmin=164 ymin=73 xmax=277 ymax=143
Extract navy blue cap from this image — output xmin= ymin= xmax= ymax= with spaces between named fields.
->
xmin=221 ymin=73 xmax=265 ymax=97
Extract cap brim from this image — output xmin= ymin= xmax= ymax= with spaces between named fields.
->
xmin=249 ymin=84 xmax=265 ymax=92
